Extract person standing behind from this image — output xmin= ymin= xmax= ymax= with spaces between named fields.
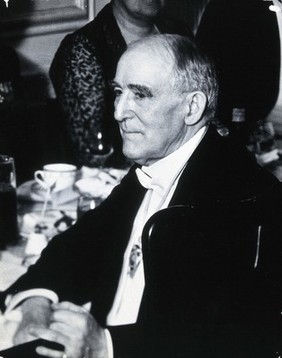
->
xmin=50 ymin=0 xmax=193 ymax=168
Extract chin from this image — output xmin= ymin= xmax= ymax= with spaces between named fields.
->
xmin=123 ymin=149 xmax=141 ymax=164
xmin=123 ymin=151 xmax=138 ymax=162
xmin=142 ymin=8 xmax=161 ymax=17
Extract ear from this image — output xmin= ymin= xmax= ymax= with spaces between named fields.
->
xmin=184 ymin=91 xmax=207 ymax=126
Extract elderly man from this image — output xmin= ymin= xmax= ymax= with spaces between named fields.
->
xmin=1 ymin=34 xmax=282 ymax=358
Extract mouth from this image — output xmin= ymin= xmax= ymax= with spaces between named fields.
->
xmin=120 ymin=126 xmax=141 ymax=135
xmin=120 ymin=130 xmax=143 ymax=143
xmin=121 ymin=130 xmax=141 ymax=136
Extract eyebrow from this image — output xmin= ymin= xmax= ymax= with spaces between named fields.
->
xmin=110 ymin=81 xmax=154 ymax=98
xmin=128 ymin=84 xmax=153 ymax=98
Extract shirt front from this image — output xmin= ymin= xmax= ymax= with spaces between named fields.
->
xmin=106 ymin=126 xmax=207 ymax=326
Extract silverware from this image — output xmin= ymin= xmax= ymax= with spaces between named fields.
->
xmin=40 ymin=181 xmax=56 ymax=220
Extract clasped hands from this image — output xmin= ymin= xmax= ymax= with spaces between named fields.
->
xmin=13 ymin=297 xmax=108 ymax=358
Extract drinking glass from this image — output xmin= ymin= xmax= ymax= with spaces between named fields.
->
xmin=0 ymin=155 xmax=18 ymax=248
xmin=250 ymin=121 xmax=276 ymax=154
xmin=88 ymin=130 xmax=113 ymax=167
xmin=77 ymin=194 xmax=96 ymax=219
xmin=0 ymin=81 xmax=14 ymax=105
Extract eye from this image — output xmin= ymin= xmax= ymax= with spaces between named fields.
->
xmin=113 ymin=87 xmax=122 ymax=98
xmin=134 ymin=91 xmax=146 ymax=100
xmin=132 ymin=87 xmax=153 ymax=100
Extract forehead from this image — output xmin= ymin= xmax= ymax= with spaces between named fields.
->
xmin=115 ymin=46 xmax=174 ymax=87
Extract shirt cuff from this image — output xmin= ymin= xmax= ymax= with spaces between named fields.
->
xmin=5 ymin=289 xmax=59 ymax=313
xmin=104 ymin=329 xmax=113 ymax=358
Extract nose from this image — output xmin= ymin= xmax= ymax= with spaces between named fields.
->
xmin=114 ymin=91 xmax=131 ymax=122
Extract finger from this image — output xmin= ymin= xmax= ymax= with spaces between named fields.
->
xmin=51 ymin=309 xmax=86 ymax=326
xmin=52 ymin=301 xmax=88 ymax=314
xmin=49 ymin=316 xmax=95 ymax=347
xmin=51 ymin=312 xmax=93 ymax=340
xmin=49 ymin=321 xmax=76 ymax=336
xmin=51 ymin=309 xmax=92 ymax=330
xmin=35 ymin=346 xmax=65 ymax=358
xmin=29 ymin=326 xmax=68 ymax=348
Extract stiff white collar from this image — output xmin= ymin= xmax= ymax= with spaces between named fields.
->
xmin=136 ymin=126 xmax=207 ymax=193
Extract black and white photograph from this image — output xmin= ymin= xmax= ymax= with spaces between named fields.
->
xmin=0 ymin=1 xmax=282 ymax=357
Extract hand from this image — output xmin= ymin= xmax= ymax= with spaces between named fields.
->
xmin=13 ymin=297 xmax=52 ymax=345
xmin=30 ymin=301 xmax=108 ymax=358
xmin=0 ymin=309 xmax=22 ymax=349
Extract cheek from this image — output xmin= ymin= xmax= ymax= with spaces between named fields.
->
xmin=135 ymin=99 xmax=181 ymax=138
xmin=122 ymin=134 xmax=145 ymax=154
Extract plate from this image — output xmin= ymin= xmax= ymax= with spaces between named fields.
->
xmin=20 ymin=210 xmax=77 ymax=240
xmin=17 ymin=180 xmax=79 ymax=204
xmin=75 ymin=167 xmax=128 ymax=199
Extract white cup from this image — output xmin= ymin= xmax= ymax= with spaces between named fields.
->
xmin=34 ymin=163 xmax=77 ymax=192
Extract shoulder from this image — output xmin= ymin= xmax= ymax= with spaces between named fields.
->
xmin=50 ymin=31 xmax=103 ymax=84
xmin=51 ymin=26 xmax=104 ymax=74
xmin=155 ymin=13 xmax=194 ymax=39
xmin=55 ymin=2 xmax=124 ymax=64
xmin=73 ymin=3 xmax=118 ymax=46
xmin=182 ymin=126 xmax=279 ymax=202
xmin=58 ymin=3 xmax=115 ymax=52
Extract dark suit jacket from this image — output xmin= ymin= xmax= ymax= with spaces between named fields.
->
xmin=2 ymin=126 xmax=282 ymax=357
xmin=197 ymin=0 xmax=280 ymax=126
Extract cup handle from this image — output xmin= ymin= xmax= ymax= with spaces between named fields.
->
xmin=34 ymin=170 xmax=48 ymax=190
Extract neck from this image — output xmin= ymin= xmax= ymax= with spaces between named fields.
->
xmin=112 ymin=2 xmax=158 ymax=44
